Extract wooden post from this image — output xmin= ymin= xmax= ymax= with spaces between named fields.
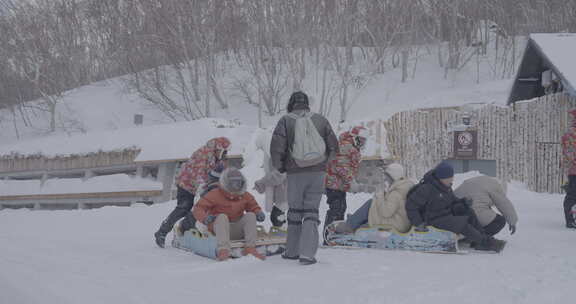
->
xmin=83 ymin=170 xmax=94 ymax=181
xmin=158 ymin=162 xmax=177 ymax=203
xmin=40 ymin=172 xmax=49 ymax=186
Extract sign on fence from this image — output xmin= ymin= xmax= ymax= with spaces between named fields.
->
xmin=453 ymin=130 xmax=477 ymax=159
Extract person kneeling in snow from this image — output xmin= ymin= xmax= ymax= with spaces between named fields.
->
xmin=454 ymin=175 xmax=518 ymax=236
xmin=405 ymin=162 xmax=506 ymax=252
xmin=334 ymin=163 xmax=414 ymax=234
xmin=192 ymin=167 xmax=267 ymax=261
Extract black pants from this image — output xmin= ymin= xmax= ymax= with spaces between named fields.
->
xmin=157 ymin=186 xmax=196 ymax=235
xmin=483 ymin=214 xmax=506 ymax=236
xmin=324 ymin=188 xmax=347 ymax=230
xmin=433 ymin=205 xmax=487 ymax=243
xmin=564 ymin=175 xmax=576 ymax=225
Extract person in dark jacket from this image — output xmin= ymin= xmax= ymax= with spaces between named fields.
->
xmin=270 ymin=91 xmax=339 ymax=265
xmin=405 ymin=161 xmax=506 ymax=252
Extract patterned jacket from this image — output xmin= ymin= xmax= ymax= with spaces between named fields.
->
xmin=325 ymin=132 xmax=362 ymax=192
xmin=177 ymin=137 xmax=231 ymax=194
xmin=562 ymin=128 xmax=576 ymax=176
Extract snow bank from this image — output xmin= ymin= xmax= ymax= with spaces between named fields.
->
xmin=0 ymin=118 xmax=256 ymax=162
xmin=0 ymin=174 xmax=161 ymax=196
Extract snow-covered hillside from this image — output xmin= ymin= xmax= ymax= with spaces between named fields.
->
xmin=0 ymin=41 xmax=520 ymax=145
xmin=0 ymin=174 xmax=573 ymax=304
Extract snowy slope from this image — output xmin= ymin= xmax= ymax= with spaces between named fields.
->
xmin=0 ymin=174 xmax=574 ymax=304
xmin=0 ymin=41 xmax=521 ymax=145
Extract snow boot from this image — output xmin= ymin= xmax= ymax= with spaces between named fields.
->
xmin=281 ymin=253 xmax=299 ymax=260
xmin=334 ymin=221 xmax=354 ymax=234
xmin=566 ymin=222 xmax=576 ymax=229
xmin=217 ymin=249 xmax=230 ymax=261
xmin=154 ymin=231 xmax=166 ymax=248
xmin=299 ymin=256 xmax=317 ymax=265
xmin=473 ymin=237 xmax=505 ymax=253
xmin=243 ymin=247 xmax=266 ymax=260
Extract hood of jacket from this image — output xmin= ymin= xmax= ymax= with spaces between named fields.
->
xmin=219 ymin=167 xmax=247 ymax=198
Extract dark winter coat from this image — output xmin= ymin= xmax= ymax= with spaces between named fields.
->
xmin=405 ymin=170 xmax=470 ymax=234
xmin=270 ymin=109 xmax=339 ymax=174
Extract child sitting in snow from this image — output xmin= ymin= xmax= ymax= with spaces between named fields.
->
xmin=192 ymin=167 xmax=267 ymax=261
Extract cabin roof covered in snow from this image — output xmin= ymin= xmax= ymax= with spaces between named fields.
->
xmin=508 ymin=33 xmax=576 ymax=104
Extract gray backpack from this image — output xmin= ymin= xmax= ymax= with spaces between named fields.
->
xmin=288 ymin=112 xmax=326 ymax=167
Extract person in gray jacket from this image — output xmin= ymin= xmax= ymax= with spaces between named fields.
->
xmin=270 ymin=91 xmax=339 ymax=265
xmin=454 ymin=175 xmax=518 ymax=236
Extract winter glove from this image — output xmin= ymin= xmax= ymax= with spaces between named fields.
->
xmin=253 ymin=179 xmax=266 ymax=194
xmin=509 ymin=223 xmax=516 ymax=235
xmin=462 ymin=197 xmax=473 ymax=207
xmin=256 ymin=211 xmax=266 ymax=222
xmin=203 ymin=215 xmax=217 ymax=225
xmin=414 ymin=223 xmax=429 ymax=232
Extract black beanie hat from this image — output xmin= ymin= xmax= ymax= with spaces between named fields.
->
xmin=287 ymin=91 xmax=309 ymax=113
xmin=434 ymin=161 xmax=454 ymax=179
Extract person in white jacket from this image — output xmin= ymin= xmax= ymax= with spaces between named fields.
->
xmin=253 ymin=129 xmax=288 ymax=228
xmin=454 ymin=175 xmax=518 ymax=236
xmin=334 ymin=163 xmax=414 ymax=234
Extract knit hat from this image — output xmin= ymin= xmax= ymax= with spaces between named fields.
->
xmin=434 ymin=161 xmax=454 ymax=179
xmin=385 ymin=163 xmax=405 ymax=181
xmin=286 ymin=91 xmax=310 ymax=112
xmin=350 ymin=126 xmax=369 ymax=139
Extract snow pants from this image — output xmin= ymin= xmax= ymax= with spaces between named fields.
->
xmin=483 ymin=214 xmax=506 ymax=236
xmin=286 ymin=171 xmax=325 ymax=259
xmin=430 ymin=206 xmax=486 ymax=243
xmin=213 ymin=213 xmax=257 ymax=251
xmin=157 ymin=186 xmax=196 ymax=236
xmin=324 ymin=188 xmax=347 ymax=231
xmin=563 ymin=175 xmax=576 ymax=225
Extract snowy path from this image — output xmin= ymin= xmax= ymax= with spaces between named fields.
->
xmin=0 ymin=184 xmax=573 ymax=304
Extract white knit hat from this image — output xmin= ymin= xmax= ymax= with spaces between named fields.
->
xmin=385 ymin=163 xmax=405 ymax=181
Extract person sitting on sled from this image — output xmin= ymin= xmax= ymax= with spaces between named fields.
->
xmin=405 ymin=161 xmax=506 ymax=252
xmin=192 ymin=167 xmax=267 ymax=261
xmin=174 ymin=163 xmax=226 ymax=235
xmin=454 ymin=175 xmax=518 ymax=236
xmin=332 ymin=163 xmax=413 ymax=234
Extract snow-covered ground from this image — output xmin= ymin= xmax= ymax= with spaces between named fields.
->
xmin=0 ymin=174 xmax=573 ymax=304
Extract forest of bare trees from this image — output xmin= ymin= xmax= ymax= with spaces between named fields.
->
xmin=1 ymin=0 xmax=576 ymax=127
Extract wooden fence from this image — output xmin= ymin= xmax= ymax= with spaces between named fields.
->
xmin=384 ymin=93 xmax=576 ymax=193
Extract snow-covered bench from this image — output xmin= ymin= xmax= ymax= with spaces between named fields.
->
xmin=0 ymin=174 xmax=163 ymax=210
